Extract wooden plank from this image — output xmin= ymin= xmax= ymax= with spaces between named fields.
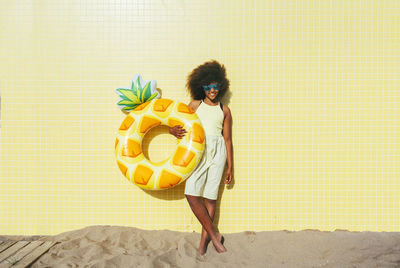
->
xmin=0 ymin=242 xmax=17 ymax=254
xmin=0 ymin=241 xmax=44 ymax=268
xmin=12 ymin=241 xmax=57 ymax=268
xmin=0 ymin=241 xmax=29 ymax=263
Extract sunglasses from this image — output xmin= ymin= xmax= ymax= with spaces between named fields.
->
xmin=202 ymin=84 xmax=220 ymax=92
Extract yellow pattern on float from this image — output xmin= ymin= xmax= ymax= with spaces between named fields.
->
xmin=115 ymin=98 xmax=205 ymax=190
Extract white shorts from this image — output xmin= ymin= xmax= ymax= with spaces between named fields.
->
xmin=184 ymin=135 xmax=227 ymax=200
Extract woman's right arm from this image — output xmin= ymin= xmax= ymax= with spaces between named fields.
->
xmin=169 ymin=100 xmax=194 ymax=138
xmin=169 ymin=100 xmax=199 ymax=138
xmin=188 ymin=100 xmax=199 ymax=112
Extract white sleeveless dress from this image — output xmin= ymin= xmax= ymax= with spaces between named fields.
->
xmin=184 ymin=100 xmax=227 ymax=200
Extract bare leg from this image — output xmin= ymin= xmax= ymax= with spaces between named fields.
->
xmin=199 ymin=198 xmax=217 ymax=254
xmin=185 ymin=195 xmax=226 ymax=253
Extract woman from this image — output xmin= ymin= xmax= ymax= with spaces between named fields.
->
xmin=170 ymin=60 xmax=233 ymax=255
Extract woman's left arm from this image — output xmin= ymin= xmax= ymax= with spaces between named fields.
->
xmin=222 ymin=105 xmax=233 ymax=184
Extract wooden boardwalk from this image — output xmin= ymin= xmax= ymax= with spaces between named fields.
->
xmin=0 ymin=240 xmax=58 ymax=268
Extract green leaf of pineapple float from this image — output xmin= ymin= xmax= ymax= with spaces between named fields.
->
xmin=116 ymin=74 xmax=160 ymax=112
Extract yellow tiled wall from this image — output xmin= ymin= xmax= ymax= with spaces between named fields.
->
xmin=1 ymin=0 xmax=399 ymax=235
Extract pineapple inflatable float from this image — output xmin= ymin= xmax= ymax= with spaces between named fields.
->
xmin=115 ymin=75 xmax=205 ymax=190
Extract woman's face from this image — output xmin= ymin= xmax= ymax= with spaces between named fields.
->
xmin=203 ymin=82 xmax=220 ymax=101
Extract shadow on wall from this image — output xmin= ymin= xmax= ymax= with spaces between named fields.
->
xmin=221 ymin=89 xmax=232 ymax=106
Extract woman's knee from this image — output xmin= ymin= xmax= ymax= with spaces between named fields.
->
xmin=185 ymin=194 xmax=201 ymax=204
xmin=204 ymin=198 xmax=217 ymax=205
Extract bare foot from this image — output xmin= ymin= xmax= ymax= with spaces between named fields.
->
xmin=198 ymin=230 xmax=211 ymax=256
xmin=198 ymin=238 xmax=210 ymax=255
xmin=211 ymin=233 xmax=226 ymax=253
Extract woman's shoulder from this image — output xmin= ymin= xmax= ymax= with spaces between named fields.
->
xmin=220 ymin=103 xmax=231 ymax=118
xmin=188 ymin=100 xmax=202 ymax=112
xmin=220 ymin=102 xmax=230 ymax=111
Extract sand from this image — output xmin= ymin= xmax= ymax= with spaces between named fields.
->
xmin=3 ymin=226 xmax=400 ymax=267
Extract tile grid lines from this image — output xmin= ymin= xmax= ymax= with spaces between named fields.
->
xmin=0 ymin=0 xmax=399 ymax=234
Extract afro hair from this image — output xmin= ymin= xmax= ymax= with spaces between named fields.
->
xmin=186 ymin=60 xmax=230 ymax=101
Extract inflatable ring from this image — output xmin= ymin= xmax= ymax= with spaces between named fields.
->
xmin=115 ymin=98 xmax=205 ymax=190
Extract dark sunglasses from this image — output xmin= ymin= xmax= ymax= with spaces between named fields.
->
xmin=202 ymin=84 xmax=220 ymax=92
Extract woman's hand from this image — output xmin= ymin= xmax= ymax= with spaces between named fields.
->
xmin=169 ymin=125 xmax=187 ymax=139
xmin=224 ymin=168 xmax=233 ymax=184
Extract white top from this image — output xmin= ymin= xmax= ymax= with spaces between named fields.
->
xmin=196 ymin=100 xmax=224 ymax=136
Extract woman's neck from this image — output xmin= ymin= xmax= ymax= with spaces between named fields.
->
xmin=203 ymin=98 xmax=219 ymax=106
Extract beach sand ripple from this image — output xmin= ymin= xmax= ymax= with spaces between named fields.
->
xmin=22 ymin=226 xmax=400 ymax=267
